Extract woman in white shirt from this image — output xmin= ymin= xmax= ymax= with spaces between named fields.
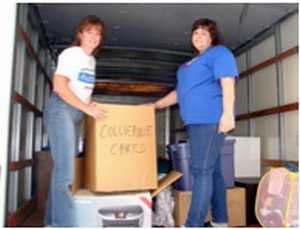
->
xmin=43 ymin=15 xmax=106 ymax=227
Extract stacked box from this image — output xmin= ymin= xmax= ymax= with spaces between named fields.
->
xmin=72 ymin=158 xmax=181 ymax=227
xmin=174 ymin=187 xmax=246 ymax=227
xmin=235 ymin=178 xmax=260 ymax=225
xmin=71 ymin=104 xmax=182 ymax=227
xmin=84 ymin=103 xmax=157 ymax=192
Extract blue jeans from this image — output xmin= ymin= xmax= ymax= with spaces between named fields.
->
xmin=185 ymin=124 xmax=227 ymax=227
xmin=43 ymin=93 xmax=83 ymax=227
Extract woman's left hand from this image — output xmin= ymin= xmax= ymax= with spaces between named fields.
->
xmin=218 ymin=112 xmax=235 ymax=133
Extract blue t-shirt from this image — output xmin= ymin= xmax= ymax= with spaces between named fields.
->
xmin=176 ymin=45 xmax=239 ymax=125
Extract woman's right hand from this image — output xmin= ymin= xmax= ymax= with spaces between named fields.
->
xmin=139 ymin=90 xmax=177 ymax=110
xmin=84 ymin=102 xmax=107 ymax=119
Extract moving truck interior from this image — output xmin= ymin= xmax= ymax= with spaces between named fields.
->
xmin=0 ymin=2 xmax=298 ymax=227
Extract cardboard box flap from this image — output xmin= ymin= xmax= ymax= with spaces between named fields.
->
xmin=151 ymin=170 xmax=182 ymax=197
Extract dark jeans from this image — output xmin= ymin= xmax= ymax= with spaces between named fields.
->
xmin=185 ymin=124 xmax=227 ymax=227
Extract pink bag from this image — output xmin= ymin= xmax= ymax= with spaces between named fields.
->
xmin=255 ymin=167 xmax=298 ymax=227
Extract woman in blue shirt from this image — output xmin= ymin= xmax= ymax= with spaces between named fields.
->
xmin=152 ymin=18 xmax=238 ymax=227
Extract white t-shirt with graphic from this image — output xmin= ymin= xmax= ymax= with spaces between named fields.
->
xmin=55 ymin=46 xmax=96 ymax=103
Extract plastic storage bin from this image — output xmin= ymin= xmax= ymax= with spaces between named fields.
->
xmin=168 ymin=139 xmax=235 ymax=190
xmin=167 ymin=142 xmax=192 ymax=191
xmin=221 ymin=139 xmax=235 ymax=188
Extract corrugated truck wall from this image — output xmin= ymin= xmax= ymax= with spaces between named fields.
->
xmin=233 ymin=12 xmax=298 ymax=174
xmin=6 ymin=4 xmax=53 ymax=226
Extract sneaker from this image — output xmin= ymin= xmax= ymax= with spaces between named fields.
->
xmin=210 ymin=221 xmax=228 ymax=227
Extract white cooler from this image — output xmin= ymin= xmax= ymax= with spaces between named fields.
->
xmin=74 ymin=189 xmax=152 ymax=227
xmin=227 ymin=136 xmax=261 ymax=178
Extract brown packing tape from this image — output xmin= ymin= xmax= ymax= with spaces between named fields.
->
xmin=151 ymin=170 xmax=183 ymax=197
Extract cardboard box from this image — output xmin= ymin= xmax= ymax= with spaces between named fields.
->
xmin=85 ymin=103 xmax=157 ymax=192
xmin=174 ymin=187 xmax=246 ymax=227
xmin=72 ymin=157 xmax=182 ymax=194
xmin=174 ymin=191 xmax=211 ymax=226
xmin=227 ymin=187 xmax=246 ymax=226
xmin=72 ymin=156 xmax=84 ymax=193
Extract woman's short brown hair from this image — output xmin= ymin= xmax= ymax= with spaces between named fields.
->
xmin=191 ymin=18 xmax=221 ymax=54
xmin=72 ymin=15 xmax=105 ymax=56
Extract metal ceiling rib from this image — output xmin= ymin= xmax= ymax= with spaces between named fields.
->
xmin=32 ymin=3 xmax=298 ymax=91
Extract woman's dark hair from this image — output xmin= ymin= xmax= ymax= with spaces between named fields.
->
xmin=72 ymin=15 xmax=105 ymax=56
xmin=191 ymin=18 xmax=221 ymax=54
